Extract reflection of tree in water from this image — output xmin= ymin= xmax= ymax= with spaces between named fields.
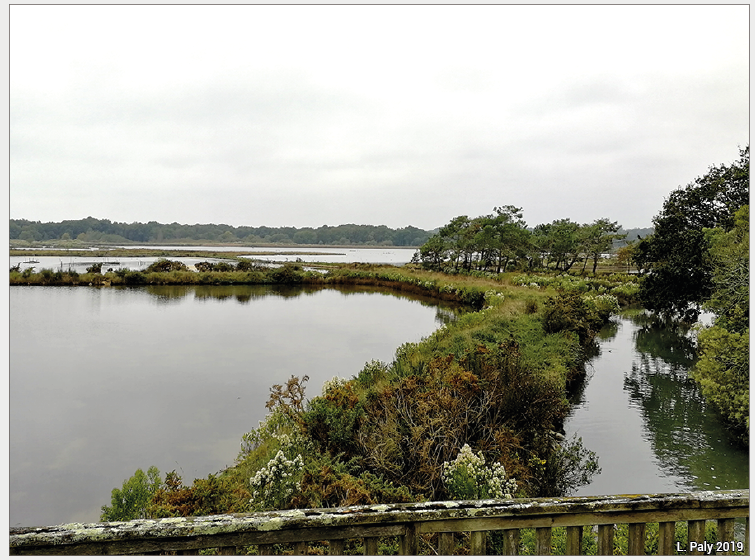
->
xmin=568 ymin=320 xmax=617 ymax=406
xmin=633 ymin=317 xmax=697 ymax=368
xmin=624 ymin=323 xmax=748 ymax=491
xmin=137 ymin=285 xmax=471 ymax=321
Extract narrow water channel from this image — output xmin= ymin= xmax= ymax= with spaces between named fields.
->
xmin=564 ymin=310 xmax=749 ymax=496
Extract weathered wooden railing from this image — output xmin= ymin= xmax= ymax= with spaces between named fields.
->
xmin=9 ymin=490 xmax=748 ymax=555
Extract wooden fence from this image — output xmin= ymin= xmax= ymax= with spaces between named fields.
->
xmin=9 ymin=490 xmax=748 ymax=555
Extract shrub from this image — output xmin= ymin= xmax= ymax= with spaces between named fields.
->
xmin=269 ymin=263 xmax=304 ymax=283
xmin=145 ymin=259 xmax=188 ymax=273
xmin=101 ymin=466 xmax=162 ymax=521
xmin=249 ymin=450 xmax=304 ymax=511
xmin=442 ymin=443 xmax=517 ymax=500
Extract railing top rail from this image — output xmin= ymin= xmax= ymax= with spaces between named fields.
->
xmin=10 ymin=489 xmax=749 ymax=551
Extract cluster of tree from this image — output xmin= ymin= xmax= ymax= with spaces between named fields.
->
xmin=9 ymin=217 xmax=432 ymax=247
xmin=413 ymin=205 xmax=625 ymax=274
xmin=636 ymin=146 xmax=749 ymax=444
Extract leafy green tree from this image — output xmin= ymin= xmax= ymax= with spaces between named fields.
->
xmin=692 ymin=326 xmax=749 ymax=443
xmin=701 ymin=205 xmax=749 ymax=333
xmin=636 ymin=146 xmax=749 ymax=320
xmin=101 ymin=466 xmax=162 ymax=521
xmin=536 ymin=219 xmax=583 ymax=272
xmin=691 ymin=205 xmax=749 ymax=443
xmin=580 ymin=218 xmax=624 ymax=274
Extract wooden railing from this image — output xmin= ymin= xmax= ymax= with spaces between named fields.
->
xmin=9 ymin=490 xmax=748 ymax=555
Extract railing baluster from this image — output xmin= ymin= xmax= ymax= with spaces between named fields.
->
xmin=746 ymin=517 xmax=750 ymax=555
xmin=687 ymin=520 xmax=705 ymax=556
xmin=565 ymin=526 xmax=583 ymax=555
xmin=258 ymin=544 xmax=273 ymax=555
xmin=657 ymin=522 xmax=675 ymax=555
xmin=293 ymin=541 xmax=307 ymax=555
xmin=399 ymin=522 xmax=419 ymax=555
xmin=597 ymin=524 xmax=615 ymax=555
xmin=470 ymin=531 xmax=486 ymax=555
xmin=628 ymin=523 xmax=646 ymax=555
xmin=329 ymin=539 xmax=345 ymax=555
xmin=535 ymin=527 xmax=551 ymax=555
xmin=717 ymin=519 xmax=735 ymax=556
xmin=502 ymin=528 xmax=520 ymax=555
xmin=363 ymin=537 xmax=378 ymax=556
xmin=438 ymin=532 xmax=454 ymax=555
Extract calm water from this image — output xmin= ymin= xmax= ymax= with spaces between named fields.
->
xmin=565 ymin=311 xmax=749 ymax=496
xmin=10 ymin=284 xmax=458 ymax=527
xmin=11 ymin=286 xmax=748 ymax=528
xmin=10 ymin=246 xmax=418 ymax=273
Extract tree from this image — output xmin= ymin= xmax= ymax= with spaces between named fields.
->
xmin=636 ymin=146 xmax=749 ymax=320
xmin=101 ymin=466 xmax=162 ymax=521
xmin=580 ymin=218 xmax=624 ymax=274
xmin=537 ymin=219 xmax=583 ymax=272
xmin=690 ymin=205 xmax=749 ymax=444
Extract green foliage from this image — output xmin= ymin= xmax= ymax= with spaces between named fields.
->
xmin=702 ymin=204 xmax=749 ymax=333
xmin=691 ymin=325 xmax=749 ymax=443
xmin=148 ymin=471 xmax=247 ymax=518
xmin=541 ymin=291 xmax=597 ymax=344
xmin=144 ymin=259 xmax=188 ymax=273
xmin=529 ymin=435 xmax=601 ymax=497
xmin=269 ymin=263 xmax=304 ymax=283
xmin=637 ymin=146 xmax=749 ymax=320
xmin=302 ymin=378 xmax=365 ymax=457
xmin=101 ymin=466 xmax=162 ymax=521
xmin=689 ymin=204 xmax=749 ymax=444
xmin=9 ymin=217 xmax=433 ymax=246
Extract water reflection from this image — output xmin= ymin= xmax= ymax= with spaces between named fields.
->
xmin=136 ymin=284 xmax=469 ymax=323
xmin=565 ymin=311 xmax=748 ymax=496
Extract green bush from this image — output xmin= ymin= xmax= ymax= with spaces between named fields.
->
xmin=101 ymin=466 xmax=162 ymax=521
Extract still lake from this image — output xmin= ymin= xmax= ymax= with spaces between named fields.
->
xmin=10 ymin=284 xmax=460 ymax=527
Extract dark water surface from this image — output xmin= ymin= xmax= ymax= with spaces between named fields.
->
xmin=565 ymin=311 xmax=749 ymax=496
xmin=10 ymin=284 xmax=460 ymax=527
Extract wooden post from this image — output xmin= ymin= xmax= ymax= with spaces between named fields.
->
xmin=329 ymin=539 xmax=345 ymax=555
xmin=399 ymin=523 xmax=419 ymax=555
xmin=597 ymin=524 xmax=614 ymax=555
xmin=657 ymin=522 xmax=675 ymax=556
xmin=746 ymin=517 xmax=750 ymax=556
xmin=565 ymin=526 xmax=583 ymax=556
xmin=470 ymin=531 xmax=486 ymax=555
xmin=717 ymin=519 xmax=735 ymax=556
xmin=438 ymin=532 xmax=454 ymax=555
xmin=363 ymin=537 xmax=378 ymax=556
xmin=293 ymin=542 xmax=307 ymax=555
xmin=258 ymin=544 xmax=273 ymax=555
xmin=627 ymin=523 xmax=645 ymax=555
xmin=535 ymin=527 xmax=551 ymax=555
xmin=687 ymin=520 xmax=705 ymax=556
xmin=502 ymin=529 xmax=520 ymax=555
xmin=218 ymin=546 xmax=237 ymax=555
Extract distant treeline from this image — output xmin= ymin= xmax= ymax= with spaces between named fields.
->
xmin=9 ymin=216 xmax=652 ymax=249
xmin=9 ymin=217 xmax=433 ymax=246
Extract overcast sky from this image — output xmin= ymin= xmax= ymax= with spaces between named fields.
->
xmin=9 ymin=4 xmax=749 ymax=231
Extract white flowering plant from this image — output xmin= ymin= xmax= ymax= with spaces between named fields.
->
xmin=442 ymin=444 xmax=517 ymax=500
xmin=249 ymin=450 xmax=304 ymax=511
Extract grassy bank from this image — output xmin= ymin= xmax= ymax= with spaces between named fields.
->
xmin=90 ymin=262 xmax=641 ymax=544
